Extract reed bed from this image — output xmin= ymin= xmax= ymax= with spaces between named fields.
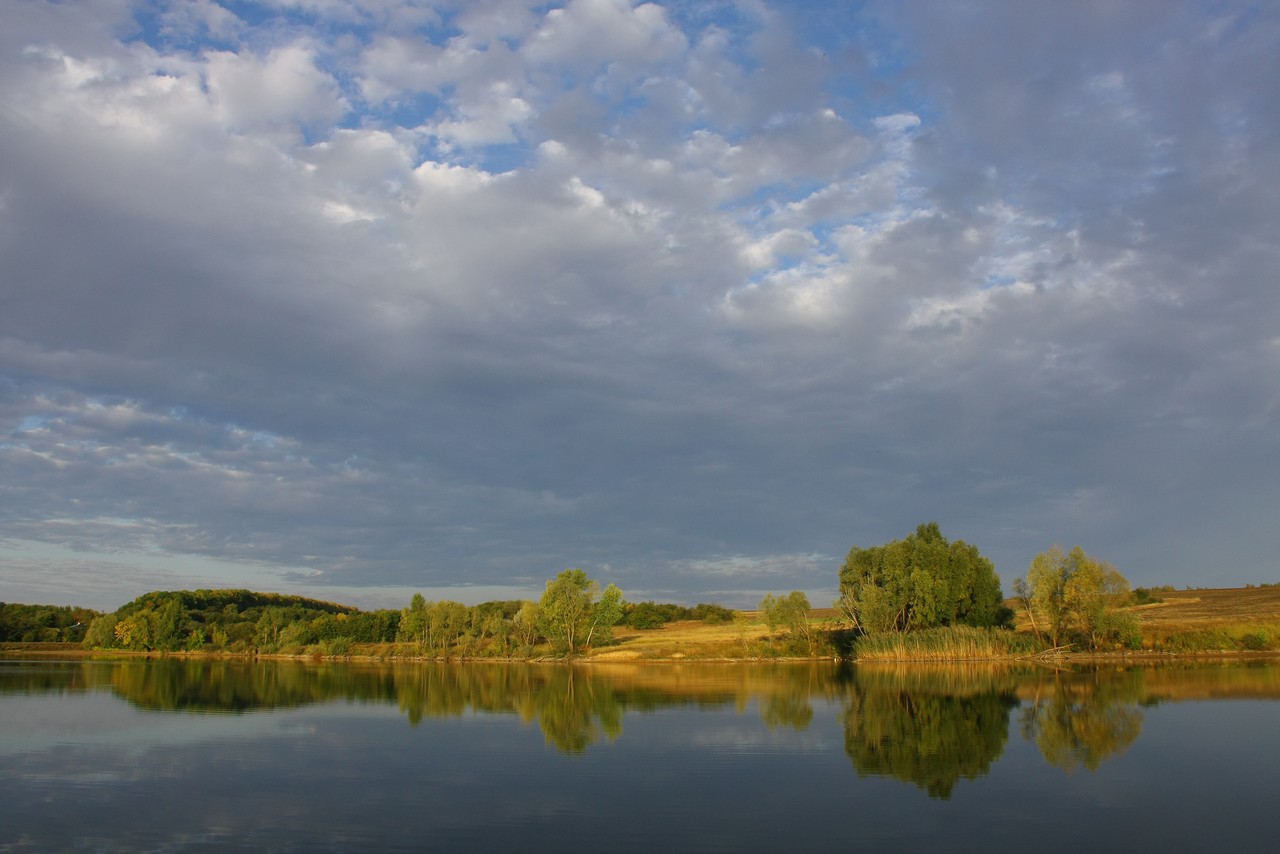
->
xmin=854 ymin=625 xmax=1042 ymax=662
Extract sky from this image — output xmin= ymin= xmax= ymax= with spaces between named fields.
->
xmin=1 ymin=0 xmax=1277 ymax=612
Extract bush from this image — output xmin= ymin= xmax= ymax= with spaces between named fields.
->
xmin=622 ymin=601 xmax=736 ymax=628
xmin=1095 ymin=610 xmax=1142 ymax=650
xmin=1240 ymin=631 xmax=1271 ymax=651
xmin=317 ymin=637 xmax=352 ymax=657
xmin=625 ymin=602 xmax=670 ymax=629
xmin=692 ymin=603 xmax=736 ymax=624
xmin=1131 ymin=587 xmax=1164 ymax=606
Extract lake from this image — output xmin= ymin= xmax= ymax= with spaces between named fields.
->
xmin=1 ymin=657 xmax=1277 ymax=852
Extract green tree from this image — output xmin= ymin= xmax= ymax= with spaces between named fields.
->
xmin=1018 ymin=545 xmax=1134 ymax=650
xmin=585 ymin=583 xmax=624 ymax=649
xmin=759 ymin=594 xmax=783 ymax=637
xmin=538 ymin=569 xmax=623 ymax=655
xmin=83 ymin=613 xmax=119 ymax=649
xmin=150 ymin=596 xmax=187 ymax=651
xmin=838 ymin=523 xmax=1004 ymax=633
xmin=253 ymin=608 xmax=292 ymax=652
xmin=760 ymin=591 xmax=817 ymax=653
xmin=425 ymin=600 xmax=469 ymax=655
xmin=513 ymin=602 xmax=541 ymax=650
xmin=398 ymin=593 xmax=428 ymax=650
xmin=114 ymin=611 xmax=153 ymax=650
xmin=481 ymin=609 xmax=512 ymax=658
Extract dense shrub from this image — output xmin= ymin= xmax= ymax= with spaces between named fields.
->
xmin=621 ymin=601 xmax=737 ymax=629
xmin=691 ymin=603 xmax=736 ymax=624
xmin=1131 ymin=587 xmax=1164 ymax=606
xmin=1240 ymin=631 xmax=1270 ymax=651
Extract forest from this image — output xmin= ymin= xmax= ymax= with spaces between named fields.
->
xmin=64 ymin=570 xmax=737 ymax=658
xmin=0 ymin=601 xmax=100 ymax=643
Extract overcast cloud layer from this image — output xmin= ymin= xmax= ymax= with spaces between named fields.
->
xmin=2 ymin=0 xmax=1277 ymax=610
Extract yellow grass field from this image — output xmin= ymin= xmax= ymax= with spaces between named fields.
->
xmin=592 ymin=617 xmax=776 ymax=661
xmin=589 ymin=587 xmax=1280 ymax=660
xmin=1122 ymin=585 xmax=1280 ymax=650
xmin=1128 ymin=585 xmax=1280 ymax=629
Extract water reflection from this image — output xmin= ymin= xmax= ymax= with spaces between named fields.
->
xmin=390 ymin=662 xmax=834 ymax=752
xmin=0 ymin=660 xmax=830 ymax=754
xmin=840 ymin=665 xmax=1019 ymax=798
xmin=1020 ymin=669 xmax=1145 ymax=772
xmin=394 ymin=665 xmax=627 ymax=752
xmin=2 ymin=658 xmax=1278 ymax=793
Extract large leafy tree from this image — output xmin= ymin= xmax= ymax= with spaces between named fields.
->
xmin=759 ymin=591 xmax=817 ymax=653
xmin=397 ymin=593 xmax=429 ymax=650
xmin=1014 ymin=545 xmax=1133 ymax=649
xmin=538 ymin=569 xmax=623 ymax=655
xmin=838 ymin=523 xmax=1004 ymax=633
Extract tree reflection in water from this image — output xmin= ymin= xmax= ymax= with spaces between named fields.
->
xmin=1020 ymin=668 xmax=1144 ymax=772
xmin=840 ymin=665 xmax=1019 ymax=799
xmin=8 ymin=658 xmax=1205 ymax=780
xmin=89 ymin=659 xmax=826 ymax=754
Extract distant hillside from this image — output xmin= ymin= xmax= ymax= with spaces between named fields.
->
xmin=83 ymin=588 xmax=395 ymax=654
xmin=114 ymin=588 xmax=357 ymax=618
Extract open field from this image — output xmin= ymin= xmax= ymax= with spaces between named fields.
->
xmin=590 ymin=587 xmax=1280 ymax=661
xmin=1129 ymin=585 xmax=1280 ymax=629
xmin=1123 ymin=585 xmax=1280 ymax=651
xmin=593 ymin=617 xmax=776 ymax=660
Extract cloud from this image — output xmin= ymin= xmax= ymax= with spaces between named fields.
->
xmin=2 ymin=1 xmax=1278 ymax=610
xmin=676 ymin=553 xmax=831 ymax=580
xmin=205 ymin=44 xmax=349 ymax=131
xmin=523 ymin=0 xmax=687 ymax=71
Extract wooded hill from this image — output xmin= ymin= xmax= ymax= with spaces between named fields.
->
xmin=65 ymin=584 xmax=738 ymax=658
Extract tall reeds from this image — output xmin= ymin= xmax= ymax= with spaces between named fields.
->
xmin=853 ymin=625 xmax=1042 ymax=662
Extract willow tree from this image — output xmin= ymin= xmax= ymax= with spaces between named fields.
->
xmin=837 ymin=523 xmax=1004 ymax=633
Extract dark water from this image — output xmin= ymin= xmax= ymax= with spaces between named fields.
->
xmin=1 ymin=658 xmax=1277 ymax=852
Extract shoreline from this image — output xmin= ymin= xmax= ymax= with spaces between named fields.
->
xmin=4 ymin=642 xmax=1278 ymax=665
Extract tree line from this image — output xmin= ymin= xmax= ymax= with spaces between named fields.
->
xmin=11 ymin=524 xmax=1154 ymax=658
xmin=0 ymin=602 xmax=100 ymax=643
xmin=73 ymin=570 xmax=741 ymax=658
xmin=81 ymin=588 xmax=394 ymax=655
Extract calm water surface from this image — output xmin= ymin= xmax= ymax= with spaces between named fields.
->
xmin=1 ymin=658 xmax=1277 ymax=852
